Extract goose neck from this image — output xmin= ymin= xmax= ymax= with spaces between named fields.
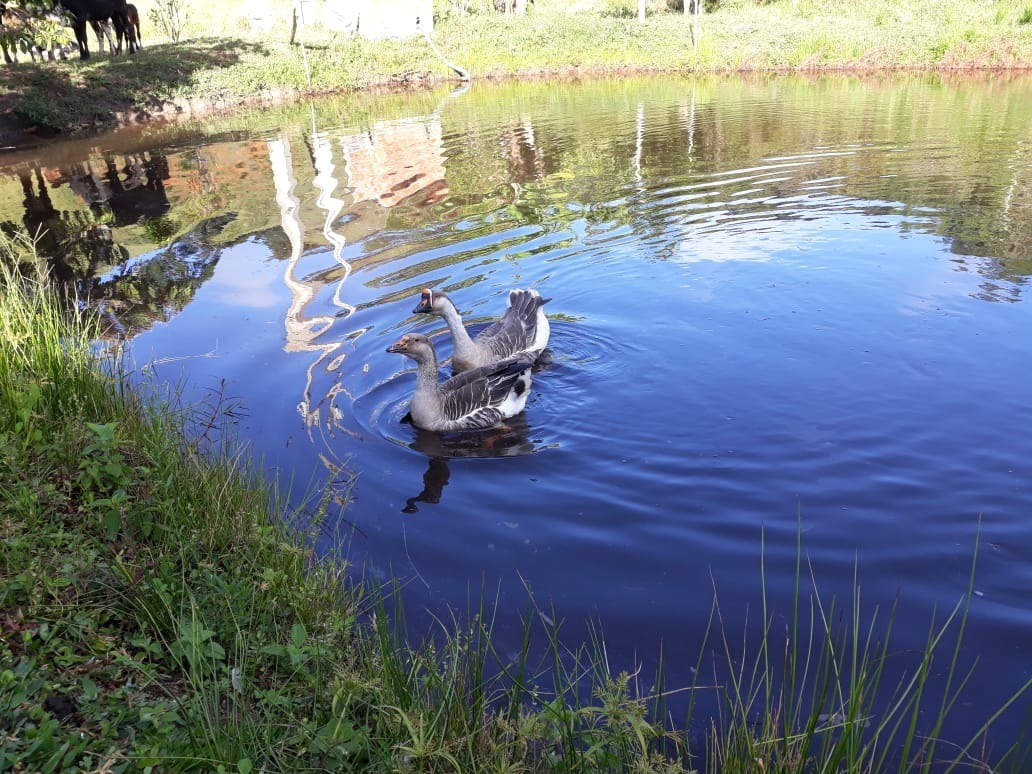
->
xmin=440 ymin=302 xmax=475 ymax=348
xmin=415 ymin=356 xmax=439 ymax=388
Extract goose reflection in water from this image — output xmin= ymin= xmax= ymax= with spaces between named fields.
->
xmin=401 ymin=413 xmax=536 ymax=513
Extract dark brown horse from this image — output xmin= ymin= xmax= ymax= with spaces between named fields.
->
xmin=125 ymin=2 xmax=139 ymax=46
xmin=58 ymin=0 xmax=136 ymax=59
xmin=88 ymin=7 xmax=138 ymax=56
xmin=94 ymin=2 xmax=139 ymax=53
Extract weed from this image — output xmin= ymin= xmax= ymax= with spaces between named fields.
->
xmin=692 ymin=520 xmax=1032 ymax=772
xmin=148 ymin=0 xmax=187 ymax=43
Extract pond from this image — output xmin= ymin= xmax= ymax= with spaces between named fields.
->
xmin=2 ymin=72 xmax=1031 ymax=748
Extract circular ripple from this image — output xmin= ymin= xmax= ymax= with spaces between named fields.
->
xmin=349 ymin=315 xmax=628 ymax=459
xmin=353 ymin=363 xmax=540 ymax=460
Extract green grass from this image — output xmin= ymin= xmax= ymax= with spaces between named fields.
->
xmin=2 ymin=228 xmax=1030 ymax=770
xmin=2 ymin=0 xmax=1030 ymax=134
xmin=697 ymin=524 xmax=1032 ymax=772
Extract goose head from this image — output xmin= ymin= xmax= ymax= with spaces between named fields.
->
xmin=412 ymin=288 xmax=454 ymax=316
xmin=387 ymin=333 xmax=436 ymax=364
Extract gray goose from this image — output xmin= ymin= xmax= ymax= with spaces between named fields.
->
xmin=413 ymin=287 xmax=550 ymax=373
xmin=387 ymin=333 xmax=534 ymax=432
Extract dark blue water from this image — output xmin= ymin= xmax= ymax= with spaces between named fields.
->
xmin=3 ymin=73 xmax=1031 ymax=748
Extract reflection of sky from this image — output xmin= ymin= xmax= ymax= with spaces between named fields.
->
xmin=205 ymin=241 xmax=282 ymax=308
xmin=669 ymin=199 xmax=847 ymax=265
xmin=98 ymin=249 xmax=160 ymax=283
xmin=668 ymin=204 xmax=1020 ymax=317
xmin=671 ymin=222 xmax=780 ymax=264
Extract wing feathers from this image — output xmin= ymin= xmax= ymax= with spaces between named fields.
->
xmin=437 ymin=356 xmax=533 ymax=427
xmin=475 ymin=290 xmax=549 ymax=362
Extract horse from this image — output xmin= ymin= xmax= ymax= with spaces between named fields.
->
xmin=89 ymin=17 xmax=116 ymax=54
xmin=125 ymin=3 xmax=139 ymax=47
xmin=95 ymin=2 xmax=140 ymax=53
xmin=57 ymin=0 xmax=136 ymax=59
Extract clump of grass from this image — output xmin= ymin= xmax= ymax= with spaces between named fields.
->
xmin=0 ymin=236 xmax=365 ymax=768
xmin=1020 ymin=6 xmax=1032 ymax=25
xmin=692 ymin=522 xmax=1032 ymax=772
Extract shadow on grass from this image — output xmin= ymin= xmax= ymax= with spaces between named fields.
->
xmin=3 ymin=38 xmax=278 ymax=132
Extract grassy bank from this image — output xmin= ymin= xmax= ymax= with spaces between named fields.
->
xmin=1 ymin=0 xmax=1030 ymax=138
xmin=3 ymin=228 xmax=1031 ymax=771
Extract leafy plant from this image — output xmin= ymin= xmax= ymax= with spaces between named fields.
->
xmin=77 ymin=421 xmax=140 ymax=539
xmin=149 ymin=0 xmax=188 ymax=43
xmin=142 ymin=215 xmax=180 ymax=245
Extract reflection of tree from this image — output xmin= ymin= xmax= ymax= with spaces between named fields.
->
xmin=5 ymin=74 xmax=1029 ymax=338
xmin=9 ymin=151 xmax=216 ymax=337
xmin=99 ymin=154 xmax=172 ymax=227
xmin=498 ymin=114 xmax=553 ymax=183
xmin=11 ymin=155 xmax=175 ymax=286
xmin=435 ymin=77 xmax=1032 ymax=297
xmin=1000 ymin=146 xmax=1032 ymax=269
xmin=17 ymin=166 xmax=127 ymax=283
xmin=91 ymin=213 xmax=238 ymax=338
xmin=947 ymin=138 xmax=1032 ymax=294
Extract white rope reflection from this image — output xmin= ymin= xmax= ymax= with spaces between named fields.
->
xmin=268 ymin=134 xmax=351 ymax=433
xmin=311 ymin=109 xmax=356 ymax=354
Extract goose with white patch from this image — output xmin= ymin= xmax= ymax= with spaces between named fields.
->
xmin=413 ymin=287 xmax=550 ymax=373
xmin=387 ymin=333 xmax=535 ymax=432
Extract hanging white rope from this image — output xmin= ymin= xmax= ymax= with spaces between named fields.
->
xmin=293 ymin=0 xmax=312 ymax=87
xmin=422 ymin=22 xmax=470 ymax=82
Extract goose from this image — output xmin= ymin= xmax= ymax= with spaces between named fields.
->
xmin=387 ymin=333 xmax=535 ymax=432
xmin=412 ymin=287 xmax=550 ymax=373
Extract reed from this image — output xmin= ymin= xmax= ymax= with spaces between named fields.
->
xmin=693 ymin=522 xmax=1032 ymax=772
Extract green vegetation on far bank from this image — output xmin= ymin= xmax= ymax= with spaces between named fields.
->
xmin=1 ymin=0 xmax=1031 ymax=139
xmin=3 ymin=228 xmax=1030 ymax=770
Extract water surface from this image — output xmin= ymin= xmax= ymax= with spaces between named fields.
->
xmin=3 ymin=72 xmax=1031 ymax=746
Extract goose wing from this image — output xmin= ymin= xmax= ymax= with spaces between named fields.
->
xmin=437 ymin=355 xmax=533 ymax=427
xmin=475 ymin=290 xmax=550 ymax=359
